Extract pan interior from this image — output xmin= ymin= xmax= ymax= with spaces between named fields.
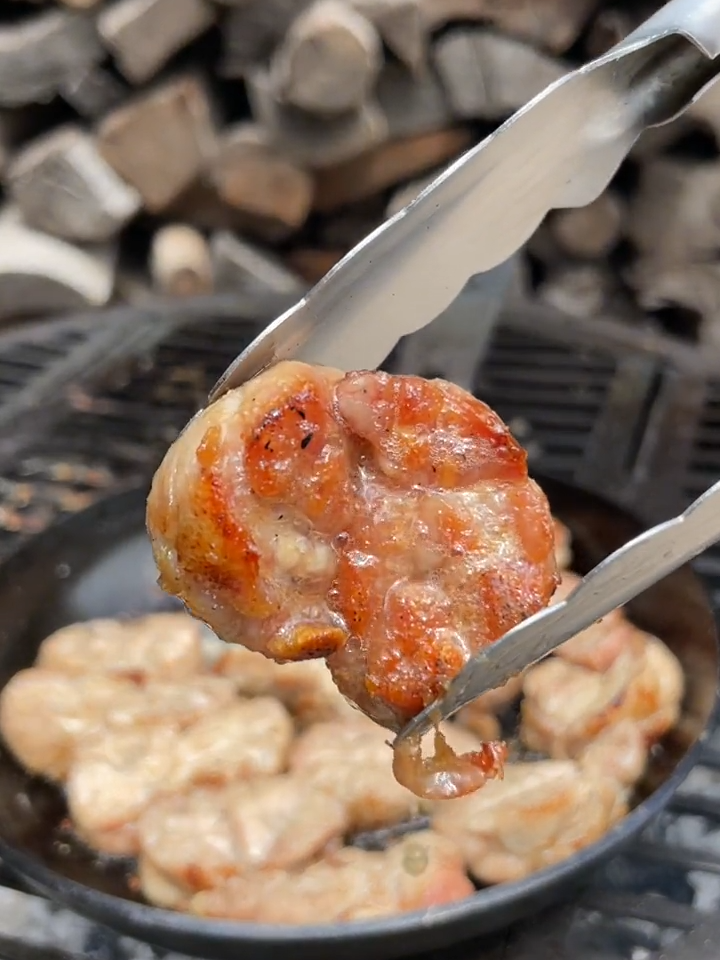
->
xmin=0 ymin=477 xmax=715 ymax=904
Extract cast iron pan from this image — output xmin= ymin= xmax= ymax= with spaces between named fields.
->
xmin=0 ymin=478 xmax=715 ymax=960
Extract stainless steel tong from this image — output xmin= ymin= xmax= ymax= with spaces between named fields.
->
xmin=395 ymin=478 xmax=720 ymax=744
xmin=210 ymin=0 xmax=720 ymax=402
xmin=203 ymin=0 xmax=720 ymax=739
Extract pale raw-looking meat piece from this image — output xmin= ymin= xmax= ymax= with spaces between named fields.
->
xmin=36 ymin=613 xmax=205 ymax=683
xmin=215 ymin=647 xmax=358 ymax=726
xmin=146 ymin=360 xmax=558 ymax=799
xmin=164 ymin=698 xmax=294 ymax=792
xmin=521 ymin=628 xmax=684 ymax=759
xmin=578 ymin=720 xmax=649 ymax=788
xmin=116 ymin=676 xmax=237 ymax=730
xmin=138 ymin=775 xmax=348 ymax=908
xmin=290 ymin=718 xmax=485 ymax=826
xmin=551 ymin=572 xmax=635 ymax=673
xmin=66 ymin=724 xmax=179 ymax=856
xmin=190 ymin=831 xmax=474 ymax=924
xmin=0 ymin=669 xmax=235 ymax=783
xmin=432 ymin=761 xmax=627 ymax=884
xmin=552 ymin=518 xmax=572 ymax=569
xmin=0 ymin=669 xmax=148 ymax=781
xmin=291 ymin=718 xmax=420 ymax=830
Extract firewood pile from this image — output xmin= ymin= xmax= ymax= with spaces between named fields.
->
xmin=1 ymin=0 xmax=719 ymax=342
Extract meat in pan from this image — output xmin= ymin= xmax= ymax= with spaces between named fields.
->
xmin=36 ymin=613 xmax=205 ymax=683
xmin=137 ymin=775 xmax=349 ymax=908
xmin=432 ymin=761 xmax=627 ymax=884
xmin=65 ymin=697 xmax=294 ymax=857
xmin=521 ymin=624 xmax=684 ymax=759
xmin=0 ymin=510 xmax=687 ymax=927
xmin=214 ymin=647 xmax=359 ymax=726
xmin=189 ymin=831 xmax=474 ymax=924
xmin=146 ymin=361 xmax=560 ymax=798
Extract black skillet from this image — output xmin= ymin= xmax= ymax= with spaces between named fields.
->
xmin=0 ymin=478 xmax=715 ymax=960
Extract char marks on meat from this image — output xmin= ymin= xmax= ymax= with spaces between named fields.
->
xmin=147 ymin=361 xmax=559 ymax=799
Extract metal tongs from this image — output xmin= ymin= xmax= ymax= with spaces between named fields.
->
xmin=206 ymin=0 xmax=720 ymax=742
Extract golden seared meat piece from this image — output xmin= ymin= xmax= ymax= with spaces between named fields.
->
xmin=147 ymin=360 xmax=558 ymax=799
xmin=137 ymin=776 xmax=349 ymax=908
xmin=36 ymin=613 xmax=204 ymax=683
xmin=432 ymin=761 xmax=627 ymax=885
xmin=0 ymin=669 xmax=148 ymax=780
xmin=164 ymin=698 xmax=294 ymax=792
xmin=66 ymin=724 xmax=178 ymax=856
xmin=214 ymin=647 xmax=358 ymax=726
xmin=521 ymin=627 xmax=684 ymax=759
xmin=189 ymin=832 xmax=474 ymax=924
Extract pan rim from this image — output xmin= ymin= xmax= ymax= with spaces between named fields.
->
xmin=0 ymin=482 xmax=716 ymax=946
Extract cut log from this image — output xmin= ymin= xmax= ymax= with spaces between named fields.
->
xmin=167 ymin=178 xmax=252 ymax=231
xmin=247 ymin=68 xmax=388 ymax=168
xmin=269 ymin=0 xmax=382 ymax=116
xmin=349 ymin=0 xmax=426 ymax=74
xmin=551 ymin=192 xmax=625 ymax=260
xmin=96 ymin=76 xmax=216 ymax=212
xmin=220 ymin=0 xmax=312 ymax=78
xmin=537 ymin=263 xmax=615 ymax=319
xmin=627 ymin=260 xmax=720 ymax=329
xmin=209 ymin=123 xmax=313 ymax=235
xmin=150 ymin=223 xmax=213 ymax=297
xmin=626 ymin=159 xmax=720 ymax=265
xmin=287 ymin=247 xmax=344 ymax=283
xmin=421 ymin=0 xmax=599 ymax=54
xmin=376 ymin=62 xmax=450 ymax=139
xmin=317 ymin=196 xmax=386 ymax=247
xmin=211 ymin=230 xmax=305 ymax=297
xmin=0 ymin=206 xmax=115 ymax=319
xmin=59 ymin=65 xmax=128 ymax=119
xmin=313 ymin=127 xmax=473 ymax=212
xmin=433 ymin=29 xmax=568 ymax=120
xmin=166 ymin=178 xmax=294 ymax=242
xmin=98 ymin=0 xmax=215 ymax=85
xmin=0 ymin=10 xmax=104 ymax=108
xmin=7 ymin=125 xmax=141 ymax=243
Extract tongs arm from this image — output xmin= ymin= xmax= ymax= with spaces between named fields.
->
xmin=210 ymin=0 xmax=720 ymax=402
xmin=395 ymin=478 xmax=720 ymax=746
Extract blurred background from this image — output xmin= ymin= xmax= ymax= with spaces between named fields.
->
xmin=1 ymin=4 xmax=720 ymax=960
xmin=0 ymin=0 xmax=710 ymax=336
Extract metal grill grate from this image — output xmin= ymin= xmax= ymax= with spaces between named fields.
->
xmin=476 ymin=328 xmax=618 ymax=481
xmin=0 ymin=299 xmax=714 ymax=960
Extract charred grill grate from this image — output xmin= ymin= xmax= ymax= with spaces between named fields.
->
xmin=0 ymin=298 xmax=715 ymax=959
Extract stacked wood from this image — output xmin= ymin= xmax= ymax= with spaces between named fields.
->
xmin=0 ymin=0 xmax=716 ymax=346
